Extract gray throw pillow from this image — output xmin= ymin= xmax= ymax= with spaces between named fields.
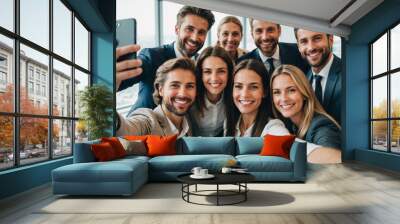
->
xmin=118 ymin=137 xmax=147 ymax=156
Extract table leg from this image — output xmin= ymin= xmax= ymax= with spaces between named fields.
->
xmin=217 ymin=184 xmax=220 ymax=206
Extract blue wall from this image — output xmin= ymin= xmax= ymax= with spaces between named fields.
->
xmin=0 ymin=0 xmax=116 ymax=200
xmin=346 ymin=0 xmax=400 ymax=170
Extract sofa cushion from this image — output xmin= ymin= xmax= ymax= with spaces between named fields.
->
xmin=260 ymin=134 xmax=296 ymax=159
xmin=101 ymin=137 xmax=127 ymax=158
xmin=177 ymin=137 xmax=235 ymax=155
xmin=146 ymin=135 xmax=177 ymax=157
xmin=148 ymin=154 xmax=235 ymax=172
xmin=118 ymin=138 xmax=147 ymax=156
xmin=91 ymin=142 xmax=118 ymax=162
xmin=235 ymin=137 xmax=263 ymax=155
xmin=236 ymin=155 xmax=293 ymax=172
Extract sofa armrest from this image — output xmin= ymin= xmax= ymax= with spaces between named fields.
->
xmin=289 ymin=140 xmax=307 ymax=181
xmin=73 ymin=140 xmax=100 ymax=163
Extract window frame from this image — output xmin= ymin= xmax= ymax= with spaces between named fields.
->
xmin=0 ymin=0 xmax=92 ymax=171
xmin=370 ymin=19 xmax=400 ymax=154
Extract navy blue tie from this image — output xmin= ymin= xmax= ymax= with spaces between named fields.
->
xmin=266 ymin=58 xmax=275 ymax=76
xmin=314 ymin=75 xmax=323 ymax=104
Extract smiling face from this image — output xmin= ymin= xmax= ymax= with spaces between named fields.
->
xmin=158 ymin=69 xmax=196 ymax=116
xmin=271 ymin=74 xmax=304 ymax=125
xmin=202 ymin=56 xmax=229 ymax=101
xmin=218 ymin=22 xmax=242 ymax=54
xmin=233 ymin=69 xmax=265 ymax=118
xmin=251 ymin=20 xmax=281 ymax=57
xmin=296 ymin=29 xmax=333 ymax=73
xmin=175 ymin=14 xmax=209 ymax=57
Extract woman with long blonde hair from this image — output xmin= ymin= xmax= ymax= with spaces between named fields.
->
xmin=270 ymin=64 xmax=341 ymax=163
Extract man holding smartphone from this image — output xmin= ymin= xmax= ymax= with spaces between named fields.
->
xmin=116 ymin=6 xmax=215 ymax=113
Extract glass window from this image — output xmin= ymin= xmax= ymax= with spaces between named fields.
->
xmin=20 ymin=44 xmax=49 ymax=115
xmin=391 ymin=24 xmax=400 ymax=70
xmin=75 ymin=120 xmax=88 ymax=143
xmin=0 ymin=116 xmax=13 ymax=169
xmin=74 ymin=17 xmax=89 ymax=70
xmin=53 ymin=119 xmax=72 ymax=158
xmin=372 ymin=33 xmax=387 ymax=76
xmin=53 ymin=0 xmax=72 ymax=60
xmin=74 ymin=69 xmax=89 ymax=118
xmin=20 ymin=0 xmax=49 ymax=49
xmin=53 ymin=59 xmax=72 ymax=117
xmin=370 ymin=23 xmax=399 ymax=154
xmin=245 ymin=18 xmax=256 ymax=51
xmin=161 ymin=1 xmax=181 ymax=45
xmin=19 ymin=117 xmax=49 ymax=165
xmin=0 ymin=0 xmax=14 ymax=31
xmin=116 ymin=0 xmax=156 ymax=49
xmin=372 ymin=76 xmax=387 ymax=119
xmin=0 ymin=35 xmax=14 ymax=113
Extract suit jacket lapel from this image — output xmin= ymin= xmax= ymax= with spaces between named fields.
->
xmin=323 ymin=56 xmax=340 ymax=107
xmin=165 ymin=43 xmax=177 ymax=59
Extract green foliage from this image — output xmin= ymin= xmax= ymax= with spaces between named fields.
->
xmin=79 ymin=84 xmax=113 ymax=140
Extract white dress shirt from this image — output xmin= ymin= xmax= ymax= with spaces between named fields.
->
xmin=258 ymin=45 xmax=281 ymax=71
xmin=311 ymin=54 xmax=334 ymax=100
xmin=190 ymin=96 xmax=226 ymax=136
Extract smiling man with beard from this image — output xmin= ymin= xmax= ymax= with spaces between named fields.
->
xmin=237 ymin=19 xmax=309 ymax=76
xmin=294 ymin=28 xmax=341 ymax=124
xmin=116 ymin=6 xmax=214 ymax=113
xmin=117 ymin=58 xmax=196 ymax=137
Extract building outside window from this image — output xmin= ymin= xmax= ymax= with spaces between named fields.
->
xmin=370 ymin=23 xmax=400 ymax=154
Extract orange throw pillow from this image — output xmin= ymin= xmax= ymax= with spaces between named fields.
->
xmin=146 ymin=135 xmax=178 ymax=157
xmin=260 ymin=134 xmax=296 ymax=159
xmin=91 ymin=142 xmax=117 ymax=161
xmin=101 ymin=137 xmax=126 ymax=158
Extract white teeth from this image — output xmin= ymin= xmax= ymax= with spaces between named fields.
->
xmin=174 ymin=99 xmax=188 ymax=104
xmin=239 ymin=100 xmax=253 ymax=105
xmin=209 ymin=83 xmax=221 ymax=88
xmin=280 ymin=104 xmax=294 ymax=109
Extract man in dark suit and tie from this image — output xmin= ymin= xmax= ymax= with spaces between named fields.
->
xmin=294 ymin=28 xmax=341 ymax=124
xmin=116 ymin=6 xmax=215 ymax=112
xmin=237 ymin=19 xmax=309 ymax=76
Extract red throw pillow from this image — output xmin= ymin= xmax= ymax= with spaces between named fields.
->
xmin=146 ymin=135 xmax=178 ymax=157
xmin=124 ymin=135 xmax=148 ymax=142
xmin=91 ymin=142 xmax=117 ymax=161
xmin=260 ymin=134 xmax=296 ymax=159
xmin=101 ymin=137 xmax=126 ymax=158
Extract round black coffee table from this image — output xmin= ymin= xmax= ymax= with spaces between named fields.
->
xmin=177 ymin=173 xmax=255 ymax=206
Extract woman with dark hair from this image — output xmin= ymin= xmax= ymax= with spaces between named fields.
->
xmin=270 ymin=64 xmax=341 ymax=163
xmin=225 ymin=59 xmax=289 ymax=137
xmin=189 ymin=46 xmax=234 ymax=136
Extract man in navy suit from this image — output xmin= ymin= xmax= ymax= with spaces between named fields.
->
xmin=116 ymin=6 xmax=215 ymax=112
xmin=238 ymin=19 xmax=309 ymax=75
xmin=294 ymin=28 xmax=342 ymax=124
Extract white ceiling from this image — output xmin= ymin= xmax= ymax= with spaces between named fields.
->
xmin=167 ymin=0 xmax=384 ymax=38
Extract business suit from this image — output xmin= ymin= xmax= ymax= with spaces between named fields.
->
xmin=118 ymin=43 xmax=176 ymax=112
xmin=117 ymin=105 xmax=192 ymax=137
xmin=237 ymin=42 xmax=309 ymax=74
xmin=290 ymin=114 xmax=341 ymax=149
xmin=307 ymin=55 xmax=342 ymax=123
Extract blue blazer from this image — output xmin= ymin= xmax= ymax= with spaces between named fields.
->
xmin=290 ymin=114 xmax=341 ymax=149
xmin=118 ymin=43 xmax=176 ymax=112
xmin=237 ymin=42 xmax=309 ymax=74
xmin=307 ymin=55 xmax=342 ymax=124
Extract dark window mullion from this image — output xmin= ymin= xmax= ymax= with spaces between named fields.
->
xmin=71 ymin=10 xmax=76 ymax=155
xmin=387 ymin=30 xmax=391 ymax=152
xmin=49 ymin=0 xmax=54 ymax=159
xmin=370 ymin=45 xmax=373 ymax=149
xmin=14 ymin=0 xmax=20 ymax=167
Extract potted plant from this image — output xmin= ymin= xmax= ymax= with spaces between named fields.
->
xmin=78 ymin=84 xmax=113 ymax=140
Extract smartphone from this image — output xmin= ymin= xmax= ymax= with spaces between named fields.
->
xmin=116 ymin=18 xmax=137 ymax=62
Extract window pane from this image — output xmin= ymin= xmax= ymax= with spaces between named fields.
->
xmin=0 ymin=0 xmax=14 ymax=31
xmin=372 ymin=121 xmax=388 ymax=151
xmin=391 ymin=24 xmax=400 ymax=70
xmin=20 ymin=44 xmax=49 ymax=115
xmin=0 ymin=35 xmax=14 ymax=112
xmin=53 ymin=0 xmax=72 ymax=60
xmin=53 ymin=59 xmax=72 ymax=117
xmin=20 ymin=117 xmax=49 ymax=165
xmin=53 ymin=119 xmax=72 ymax=158
xmin=74 ymin=69 xmax=89 ymax=118
xmin=75 ymin=120 xmax=88 ymax=143
xmin=372 ymin=33 xmax=387 ymax=76
xmin=0 ymin=116 xmax=13 ymax=170
xmin=245 ymin=18 xmax=256 ymax=51
xmin=391 ymin=120 xmax=400 ymax=153
xmin=75 ymin=17 xmax=89 ymax=70
xmin=391 ymin=72 xmax=400 ymax=118
xmin=20 ymin=0 xmax=49 ymax=49
xmin=116 ymin=0 xmax=156 ymax=49
xmin=161 ymin=1 xmax=181 ymax=45
xmin=372 ymin=76 xmax=387 ymax=119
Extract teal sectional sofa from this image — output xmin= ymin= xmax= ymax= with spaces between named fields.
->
xmin=52 ymin=137 xmax=306 ymax=196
